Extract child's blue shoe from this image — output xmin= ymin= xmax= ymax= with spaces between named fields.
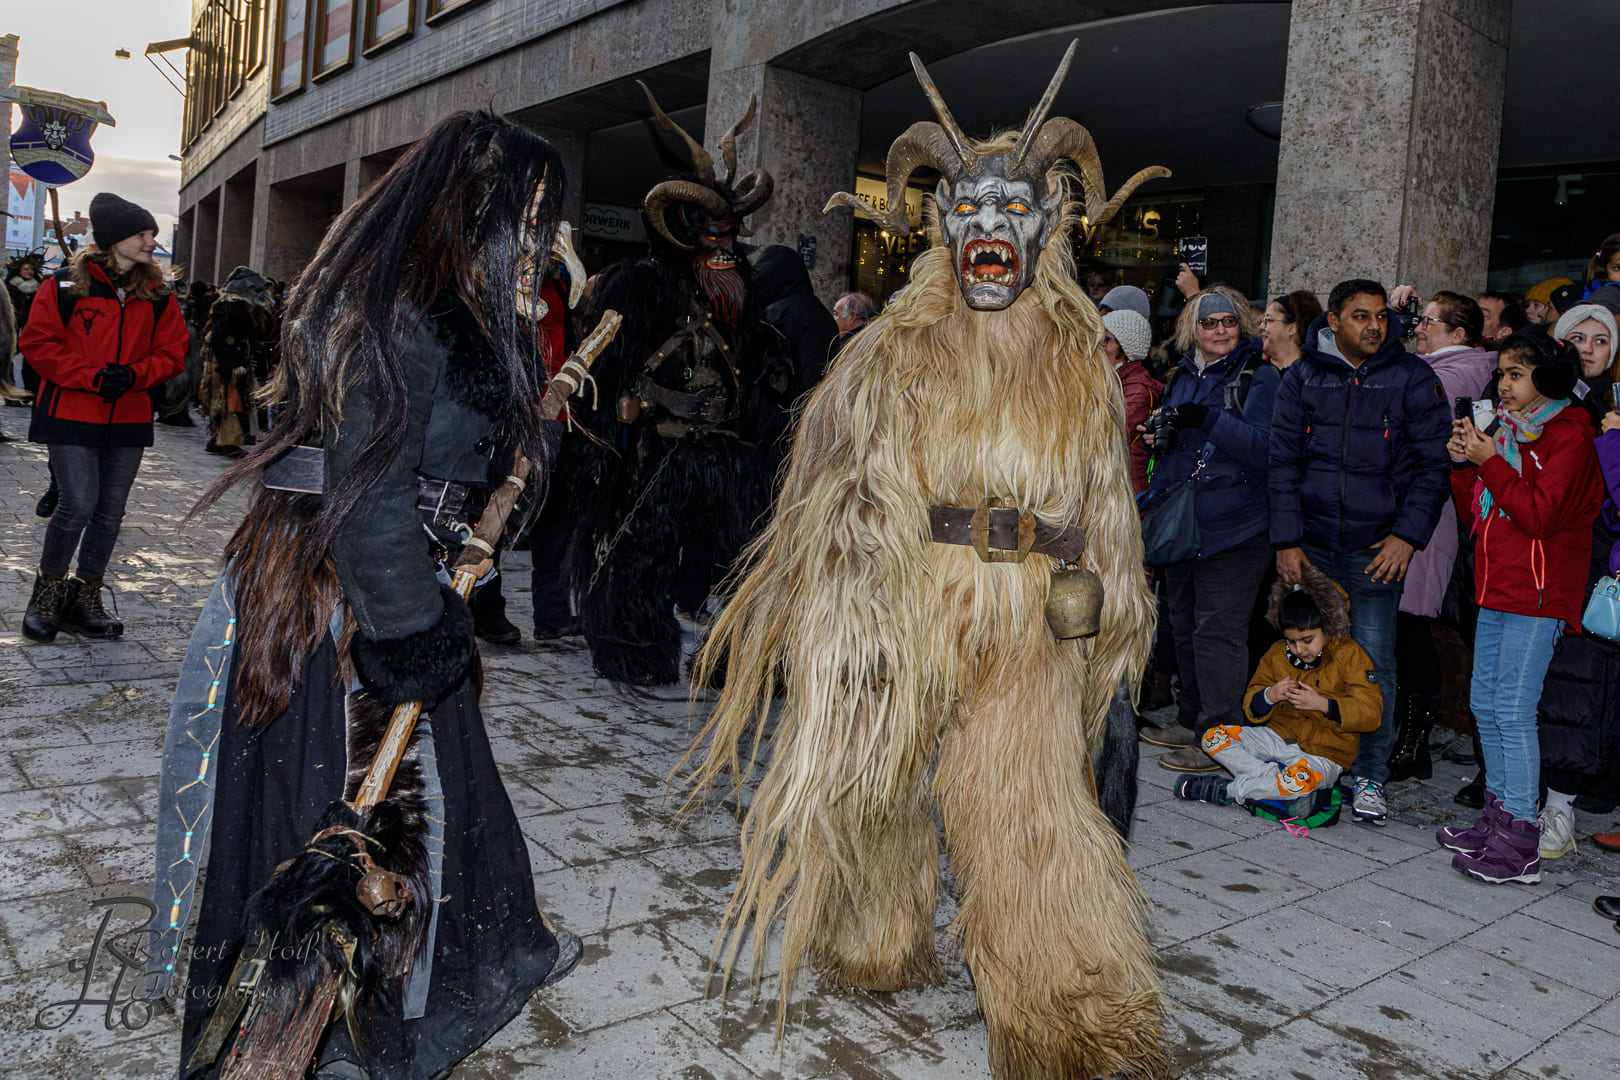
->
xmin=1174 ymin=774 xmax=1233 ymax=805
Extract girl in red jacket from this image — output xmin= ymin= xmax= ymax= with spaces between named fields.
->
xmin=1436 ymin=330 xmax=1601 ymax=884
xmin=17 ymin=194 xmax=188 ymax=642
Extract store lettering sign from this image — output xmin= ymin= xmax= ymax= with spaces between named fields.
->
xmin=853 ymin=175 xmax=922 ymax=229
xmin=581 ymin=202 xmax=645 ymax=243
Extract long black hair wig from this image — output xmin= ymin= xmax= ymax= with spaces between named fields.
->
xmin=197 ymin=110 xmax=564 ymax=728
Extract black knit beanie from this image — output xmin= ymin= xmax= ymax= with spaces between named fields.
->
xmin=89 ymin=192 xmax=159 ymax=250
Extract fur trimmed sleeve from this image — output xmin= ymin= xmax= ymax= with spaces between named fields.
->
xmin=351 ymin=582 xmax=477 ymax=705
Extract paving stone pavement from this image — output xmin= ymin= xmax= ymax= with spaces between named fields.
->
xmin=1 ymin=415 xmax=1618 ymax=1079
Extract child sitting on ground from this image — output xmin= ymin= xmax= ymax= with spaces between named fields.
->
xmin=1175 ymin=568 xmax=1383 ymax=819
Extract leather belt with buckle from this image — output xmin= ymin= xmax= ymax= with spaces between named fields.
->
xmin=630 ymin=377 xmax=731 ymax=424
xmin=928 ymin=498 xmax=1087 ymax=563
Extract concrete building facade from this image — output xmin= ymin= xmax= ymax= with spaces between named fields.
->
xmin=177 ymin=1 xmax=1610 ymax=309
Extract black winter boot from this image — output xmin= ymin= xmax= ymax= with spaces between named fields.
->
xmin=34 ymin=480 xmax=58 ymax=519
xmin=22 ymin=573 xmax=71 ymax=642
xmin=471 ymin=573 xmax=520 ymax=645
xmin=58 ymin=577 xmax=124 ymax=639
xmin=1387 ymin=689 xmax=1437 ymax=782
xmin=1455 ymin=760 xmax=1487 ymax=810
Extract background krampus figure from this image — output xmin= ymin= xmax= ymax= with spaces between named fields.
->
xmin=684 ymin=43 xmax=1172 ymax=1080
xmin=198 ymin=266 xmax=278 ymax=456
xmin=557 ymin=85 xmax=799 ymax=685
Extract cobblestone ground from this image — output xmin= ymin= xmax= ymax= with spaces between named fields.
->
xmin=1 ymin=414 xmax=1618 ymax=1079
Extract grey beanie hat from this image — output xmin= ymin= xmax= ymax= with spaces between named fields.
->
xmin=1101 ymin=309 xmax=1152 ymax=363
xmin=1099 ymin=285 xmax=1151 ymax=323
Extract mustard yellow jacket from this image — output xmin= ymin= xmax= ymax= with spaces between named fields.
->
xmin=1242 ymin=636 xmax=1383 ymax=769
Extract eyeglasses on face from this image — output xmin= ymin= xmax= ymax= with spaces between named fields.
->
xmin=1198 ymin=316 xmax=1239 ymax=330
xmin=1258 ymin=314 xmax=1292 ymax=327
xmin=1416 ymin=315 xmax=1450 ymax=329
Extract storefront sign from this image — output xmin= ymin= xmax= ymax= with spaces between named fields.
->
xmin=581 ymin=202 xmax=645 ymax=244
xmin=1 ymin=86 xmax=116 ymax=187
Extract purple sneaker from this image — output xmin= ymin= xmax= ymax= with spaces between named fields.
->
xmin=1436 ymin=789 xmax=1502 ymax=853
xmin=1452 ymin=812 xmax=1541 ymax=885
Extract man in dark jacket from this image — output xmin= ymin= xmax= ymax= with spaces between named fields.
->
xmin=1270 ymin=278 xmax=1451 ymax=825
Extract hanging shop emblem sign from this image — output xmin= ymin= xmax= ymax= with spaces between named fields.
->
xmin=1 ymin=86 xmax=117 ymax=187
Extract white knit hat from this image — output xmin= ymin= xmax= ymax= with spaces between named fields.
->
xmin=1101 ymin=308 xmax=1152 ymax=363
xmin=1554 ymin=303 xmax=1618 ymax=347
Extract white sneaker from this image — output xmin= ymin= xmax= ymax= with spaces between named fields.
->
xmin=1538 ymin=806 xmax=1575 ymax=859
xmin=1350 ymin=776 xmax=1388 ymax=826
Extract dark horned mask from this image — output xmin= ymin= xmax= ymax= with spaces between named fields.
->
xmin=639 ymin=82 xmax=775 ymax=254
xmin=825 ymin=40 xmax=1170 ymax=310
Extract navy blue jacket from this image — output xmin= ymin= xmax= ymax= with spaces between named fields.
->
xmin=1268 ymin=313 xmax=1451 ymax=554
xmin=1147 ymin=337 xmax=1279 ymax=559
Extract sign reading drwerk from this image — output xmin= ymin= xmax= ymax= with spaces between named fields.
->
xmin=581 ymin=202 xmax=645 ymax=244
xmin=1 ymin=86 xmax=116 ymax=187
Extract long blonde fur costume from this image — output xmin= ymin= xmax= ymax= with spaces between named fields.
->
xmin=683 ymin=67 xmax=1168 ymax=1080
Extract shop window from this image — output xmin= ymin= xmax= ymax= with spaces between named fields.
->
xmin=1075 ymin=193 xmax=1203 ymax=318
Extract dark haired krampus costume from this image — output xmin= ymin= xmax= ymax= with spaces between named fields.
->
xmin=150 ymin=111 xmax=576 ymax=1079
xmin=685 ymin=45 xmax=1173 ymax=1079
xmin=198 ymin=266 xmax=278 ymax=455
xmin=556 ymin=86 xmax=799 ymax=685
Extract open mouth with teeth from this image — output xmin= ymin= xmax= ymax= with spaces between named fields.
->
xmin=705 ymin=250 xmax=739 ymax=271
xmin=960 ymin=239 xmax=1020 ymax=288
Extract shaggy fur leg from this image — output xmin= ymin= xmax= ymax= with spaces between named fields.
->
xmin=578 ymin=505 xmax=683 ymax=686
xmin=1094 ymin=678 xmax=1141 ymax=841
xmin=935 ymin=658 xmax=1167 ymax=1080
xmin=796 ymin=789 xmax=942 ymax=991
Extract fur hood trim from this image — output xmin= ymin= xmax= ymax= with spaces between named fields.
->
xmin=1265 ymin=565 xmax=1351 ymax=639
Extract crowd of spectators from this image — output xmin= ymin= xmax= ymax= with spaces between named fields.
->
xmin=1094 ymin=238 xmax=1620 ymax=919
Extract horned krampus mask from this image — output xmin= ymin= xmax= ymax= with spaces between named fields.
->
xmin=638 ymin=82 xmax=774 ymax=265
xmin=826 ymin=41 xmax=1170 ymax=310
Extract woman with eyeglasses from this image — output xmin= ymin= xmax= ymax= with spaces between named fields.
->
xmin=1137 ymin=285 xmax=1279 ymax=773
xmin=1259 ymin=290 xmax=1322 ymax=373
xmin=1378 ymin=288 xmax=1497 ymax=785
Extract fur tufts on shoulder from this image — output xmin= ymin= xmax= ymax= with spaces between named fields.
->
xmin=1265 ymin=565 xmax=1351 ymax=640
xmin=350 ymin=583 xmax=477 ymax=706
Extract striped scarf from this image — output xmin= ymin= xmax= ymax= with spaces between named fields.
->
xmin=1471 ymin=397 xmax=1568 ymax=524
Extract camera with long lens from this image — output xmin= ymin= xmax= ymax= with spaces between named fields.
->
xmin=1144 ymin=405 xmax=1179 ymax=454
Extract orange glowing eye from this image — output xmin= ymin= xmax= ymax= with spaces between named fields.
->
xmin=1007 ymin=201 xmax=1032 ymax=213
xmin=954 ymin=203 xmax=974 ymax=213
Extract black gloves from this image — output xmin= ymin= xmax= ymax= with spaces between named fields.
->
xmin=1172 ymin=402 xmax=1210 ymax=430
xmin=93 ymin=364 xmax=135 ymax=403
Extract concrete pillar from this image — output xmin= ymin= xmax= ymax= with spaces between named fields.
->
xmin=263 ymin=181 xmax=339 ymax=281
xmin=1268 ymin=0 xmax=1512 ymax=299
xmin=192 ymin=190 xmax=222 ymax=285
xmin=522 ymin=124 xmax=587 ymax=231
xmin=218 ymin=168 xmax=255 ymax=275
xmin=175 ymin=207 xmax=195 ymax=279
xmin=1 ymin=35 xmax=17 ymax=149
xmin=342 ymin=159 xmax=364 ymax=207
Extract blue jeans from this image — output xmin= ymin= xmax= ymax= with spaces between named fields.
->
xmin=1471 ymin=607 xmax=1562 ymax=821
xmin=1302 ymin=544 xmax=1405 ymax=783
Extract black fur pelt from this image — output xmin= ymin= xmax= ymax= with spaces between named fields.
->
xmin=426 ymin=292 xmax=513 ymax=418
xmin=1094 ymin=678 xmax=1141 ymax=841
xmin=557 ymin=252 xmax=794 ymax=686
xmin=188 ymin=692 xmax=432 ymax=1077
xmin=351 ymin=583 xmax=477 ymax=706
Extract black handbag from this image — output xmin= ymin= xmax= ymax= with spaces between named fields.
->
xmin=1137 ymin=444 xmax=1211 ymax=568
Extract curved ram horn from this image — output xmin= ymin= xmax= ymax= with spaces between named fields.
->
xmin=821 ymin=121 xmax=962 ymax=236
xmin=718 ymin=97 xmax=758 ymax=187
xmin=1008 ymin=39 xmax=1078 ymax=173
xmin=908 ymin=53 xmax=973 ymax=169
xmin=644 ymin=180 xmax=732 ymax=249
xmin=637 ymin=80 xmax=714 ymax=183
xmin=730 ymin=169 xmax=774 ymax=216
xmin=1091 ymin=164 xmax=1173 ymax=231
xmin=1023 ymin=117 xmax=1113 ymax=221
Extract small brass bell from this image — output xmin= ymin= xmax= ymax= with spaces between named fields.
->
xmin=1045 ymin=564 xmax=1104 ymax=640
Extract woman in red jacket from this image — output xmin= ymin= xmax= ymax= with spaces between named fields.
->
xmin=1435 ymin=330 xmax=1601 ymax=885
xmin=17 ymin=194 xmax=188 ymax=642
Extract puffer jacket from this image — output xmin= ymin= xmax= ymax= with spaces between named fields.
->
xmin=1400 ymin=345 xmax=1498 ymax=616
xmin=1145 ymin=337 xmax=1278 ymax=559
xmin=1449 ymin=405 xmax=1601 ymax=629
xmin=1116 ymin=358 xmax=1163 ymax=495
xmin=20 ymin=258 xmax=188 ymax=447
xmin=1269 ymin=313 xmax=1451 ymax=554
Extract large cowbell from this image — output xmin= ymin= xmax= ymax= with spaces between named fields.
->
xmin=3 ymin=86 xmax=117 ymax=187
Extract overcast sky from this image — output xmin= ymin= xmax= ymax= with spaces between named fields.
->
xmin=7 ymin=0 xmax=192 ymax=243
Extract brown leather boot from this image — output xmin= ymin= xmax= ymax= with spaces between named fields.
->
xmin=58 ymin=577 xmax=124 ymax=640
